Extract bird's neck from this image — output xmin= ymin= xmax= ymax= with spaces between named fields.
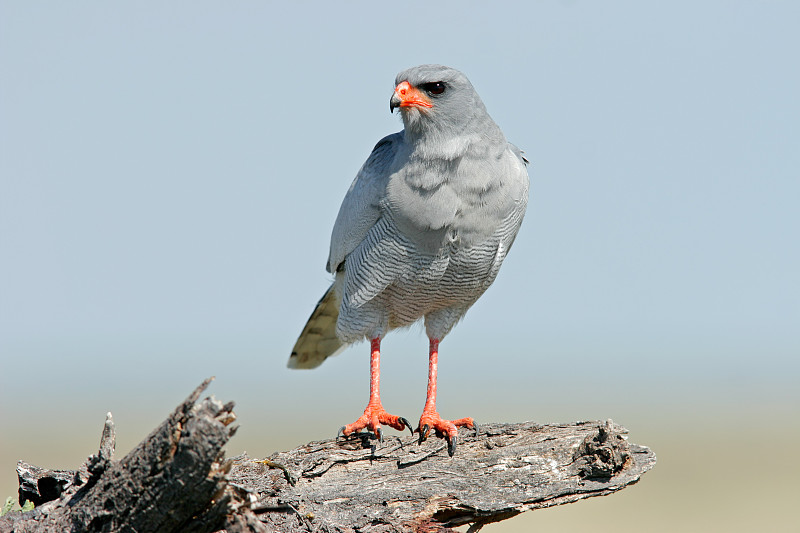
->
xmin=403 ymin=128 xmax=506 ymax=163
xmin=402 ymin=113 xmax=506 ymax=161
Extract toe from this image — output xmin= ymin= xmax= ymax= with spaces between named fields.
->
xmin=382 ymin=413 xmax=411 ymax=433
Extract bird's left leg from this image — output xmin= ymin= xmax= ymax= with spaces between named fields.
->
xmin=417 ymin=338 xmax=475 ymax=456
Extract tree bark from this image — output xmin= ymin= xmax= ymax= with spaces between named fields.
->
xmin=1 ymin=380 xmax=656 ymax=533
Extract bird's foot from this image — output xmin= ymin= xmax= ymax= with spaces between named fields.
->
xmin=417 ymin=411 xmax=475 ymax=456
xmin=338 ymin=401 xmax=412 ymax=442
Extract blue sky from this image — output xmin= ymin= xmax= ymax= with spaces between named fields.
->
xmin=1 ymin=2 xmax=798 ymax=527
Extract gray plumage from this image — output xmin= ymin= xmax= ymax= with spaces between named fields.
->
xmin=289 ymin=65 xmax=529 ymax=370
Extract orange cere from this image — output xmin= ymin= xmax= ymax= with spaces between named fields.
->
xmin=394 ymin=81 xmax=433 ymax=108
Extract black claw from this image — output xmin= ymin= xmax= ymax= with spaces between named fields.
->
xmin=399 ymin=417 xmax=414 ymax=435
xmin=473 ymin=421 xmax=479 ymax=436
xmin=375 ymin=427 xmax=383 ymax=443
xmin=337 ymin=426 xmax=347 ymax=440
xmin=447 ymin=435 xmax=457 ymax=457
xmin=418 ymin=424 xmax=430 ymax=445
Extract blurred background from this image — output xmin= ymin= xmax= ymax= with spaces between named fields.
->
xmin=1 ymin=2 xmax=798 ymax=531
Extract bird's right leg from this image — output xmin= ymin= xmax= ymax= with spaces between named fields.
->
xmin=339 ymin=337 xmax=412 ymax=440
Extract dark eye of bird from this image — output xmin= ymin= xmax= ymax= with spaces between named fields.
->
xmin=421 ymin=82 xmax=446 ymax=95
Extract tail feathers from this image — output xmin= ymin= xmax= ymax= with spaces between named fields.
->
xmin=288 ymin=284 xmax=346 ymax=369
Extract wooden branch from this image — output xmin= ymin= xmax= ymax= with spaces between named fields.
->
xmin=232 ymin=418 xmax=655 ymax=532
xmin=1 ymin=380 xmax=656 ymax=533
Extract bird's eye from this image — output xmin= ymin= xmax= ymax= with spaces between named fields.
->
xmin=421 ymin=82 xmax=446 ymax=95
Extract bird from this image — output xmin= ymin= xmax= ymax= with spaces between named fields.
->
xmin=288 ymin=64 xmax=529 ymax=455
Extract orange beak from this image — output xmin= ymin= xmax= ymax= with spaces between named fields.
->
xmin=390 ymin=81 xmax=433 ymax=112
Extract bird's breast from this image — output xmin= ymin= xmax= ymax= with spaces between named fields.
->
xmin=384 ymin=153 xmax=519 ymax=253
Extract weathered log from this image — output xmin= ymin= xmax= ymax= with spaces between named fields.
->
xmin=1 ymin=380 xmax=656 ymax=533
xmin=1 ymin=378 xmax=263 ymax=533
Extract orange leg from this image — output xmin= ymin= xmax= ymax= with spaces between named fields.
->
xmin=417 ymin=338 xmax=475 ymax=456
xmin=340 ymin=337 xmax=411 ymax=441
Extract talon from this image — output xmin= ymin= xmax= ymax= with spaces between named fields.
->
xmin=447 ymin=435 xmax=457 ymax=457
xmin=337 ymin=426 xmax=347 ymax=439
xmin=473 ymin=421 xmax=479 ymax=437
xmin=375 ymin=427 xmax=383 ymax=442
xmin=399 ymin=417 xmax=414 ymax=435
xmin=418 ymin=424 xmax=430 ymax=444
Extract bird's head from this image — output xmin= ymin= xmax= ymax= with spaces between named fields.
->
xmin=390 ymin=64 xmax=490 ymax=140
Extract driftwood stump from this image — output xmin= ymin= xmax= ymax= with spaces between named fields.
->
xmin=0 ymin=380 xmax=656 ymax=533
